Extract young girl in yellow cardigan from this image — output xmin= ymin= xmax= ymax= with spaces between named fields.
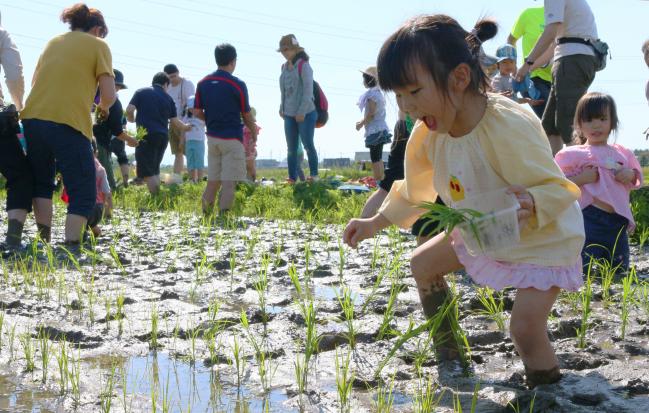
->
xmin=343 ymin=14 xmax=585 ymax=388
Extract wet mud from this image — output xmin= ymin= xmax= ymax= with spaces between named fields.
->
xmin=0 ymin=209 xmax=647 ymax=412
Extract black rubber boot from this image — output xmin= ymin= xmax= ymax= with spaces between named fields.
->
xmin=5 ymin=219 xmax=24 ymax=247
xmin=36 ymin=223 xmax=51 ymax=243
xmin=419 ymin=287 xmax=462 ymax=362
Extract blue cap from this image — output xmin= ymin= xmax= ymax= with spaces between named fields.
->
xmin=496 ymin=44 xmax=517 ymax=63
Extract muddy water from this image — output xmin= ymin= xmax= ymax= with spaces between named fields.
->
xmin=0 ymin=209 xmax=647 ymax=412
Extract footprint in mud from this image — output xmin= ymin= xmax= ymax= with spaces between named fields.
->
xmin=558 ymin=352 xmax=609 ymax=370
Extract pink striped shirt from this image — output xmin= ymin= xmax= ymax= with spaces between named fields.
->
xmin=555 ymin=143 xmax=643 ymax=231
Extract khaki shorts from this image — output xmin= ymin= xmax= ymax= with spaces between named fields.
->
xmin=168 ymin=127 xmax=184 ymax=155
xmin=207 ymin=137 xmax=246 ymax=181
xmin=542 ymin=54 xmax=597 ymax=144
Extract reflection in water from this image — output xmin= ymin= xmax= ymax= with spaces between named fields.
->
xmin=123 ymin=352 xmax=295 ymax=412
xmin=0 ymin=374 xmax=63 ymax=412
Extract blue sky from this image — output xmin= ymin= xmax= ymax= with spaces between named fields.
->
xmin=3 ymin=0 xmax=648 ymax=163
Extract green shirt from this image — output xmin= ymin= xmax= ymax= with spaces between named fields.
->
xmin=511 ymin=6 xmax=552 ymax=83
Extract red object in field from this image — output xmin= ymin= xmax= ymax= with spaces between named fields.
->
xmin=61 ymin=188 xmax=69 ymax=204
xmin=358 ymin=176 xmax=377 ymax=188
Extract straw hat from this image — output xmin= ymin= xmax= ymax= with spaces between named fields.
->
xmin=360 ymin=66 xmax=378 ymax=79
xmin=277 ymin=34 xmax=304 ymax=52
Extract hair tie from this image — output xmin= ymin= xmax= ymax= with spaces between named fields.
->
xmin=469 ymin=28 xmax=482 ymax=46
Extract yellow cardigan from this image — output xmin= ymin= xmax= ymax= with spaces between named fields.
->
xmin=378 ymin=94 xmax=585 ymax=267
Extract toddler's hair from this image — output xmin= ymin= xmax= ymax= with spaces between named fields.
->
xmin=572 ymin=92 xmax=619 ymax=144
xmin=377 ymin=14 xmax=498 ymax=96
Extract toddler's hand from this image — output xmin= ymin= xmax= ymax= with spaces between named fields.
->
xmin=355 ymin=121 xmax=364 ymax=131
xmin=615 ymin=168 xmax=636 ymax=184
xmin=506 ymin=185 xmax=535 ymax=229
xmin=580 ymin=166 xmax=599 ymax=184
xmin=343 ymin=218 xmax=377 ymax=249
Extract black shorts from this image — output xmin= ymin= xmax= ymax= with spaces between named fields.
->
xmin=411 ymin=197 xmax=446 ymax=239
xmin=24 ymin=119 xmax=96 ymax=217
xmin=368 ymin=144 xmax=384 ymax=163
xmin=0 ymin=123 xmax=33 ymax=212
xmin=110 ymin=138 xmax=129 ymax=165
xmin=135 ymin=133 xmax=168 ymax=178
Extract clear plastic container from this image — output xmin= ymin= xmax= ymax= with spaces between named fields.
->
xmin=454 ymin=188 xmax=521 ymax=256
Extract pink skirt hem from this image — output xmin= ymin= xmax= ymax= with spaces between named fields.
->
xmin=450 ymin=231 xmax=584 ymax=292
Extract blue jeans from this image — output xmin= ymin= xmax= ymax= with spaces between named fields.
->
xmin=582 ymin=205 xmax=629 ymax=273
xmin=23 ymin=119 xmax=96 ymax=217
xmin=284 ymin=110 xmax=318 ymax=180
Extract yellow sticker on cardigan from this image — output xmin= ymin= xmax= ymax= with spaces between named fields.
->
xmin=449 ymin=175 xmax=465 ymax=202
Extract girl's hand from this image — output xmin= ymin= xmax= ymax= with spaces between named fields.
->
xmin=296 ymin=114 xmax=305 ymax=123
xmin=506 ymin=185 xmax=535 ymax=228
xmin=615 ymin=168 xmax=636 ymax=184
xmin=580 ymin=166 xmax=599 ymax=184
xmin=355 ymin=120 xmax=364 ymax=131
xmin=343 ymin=217 xmax=379 ymax=248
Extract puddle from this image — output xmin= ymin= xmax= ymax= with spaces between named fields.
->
xmin=0 ymin=374 xmax=62 ymax=413
xmin=123 ymin=352 xmax=296 ymax=412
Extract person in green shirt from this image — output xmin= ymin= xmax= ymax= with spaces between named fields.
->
xmin=508 ymin=6 xmax=553 ymax=119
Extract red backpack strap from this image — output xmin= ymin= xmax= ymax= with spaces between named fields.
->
xmin=297 ymin=59 xmax=305 ymax=77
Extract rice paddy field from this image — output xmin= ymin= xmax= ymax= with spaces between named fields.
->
xmin=0 ymin=171 xmax=648 ymax=412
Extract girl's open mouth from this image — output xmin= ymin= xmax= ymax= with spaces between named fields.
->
xmin=423 ymin=116 xmax=437 ymax=131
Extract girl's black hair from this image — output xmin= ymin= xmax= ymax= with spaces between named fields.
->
xmin=363 ymin=73 xmax=377 ymax=88
xmin=573 ymin=92 xmax=619 ymax=144
xmin=377 ymin=15 xmax=497 ymax=96
xmin=291 ymin=50 xmax=310 ymax=64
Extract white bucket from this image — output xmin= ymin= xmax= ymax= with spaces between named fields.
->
xmin=454 ymin=188 xmax=520 ymax=256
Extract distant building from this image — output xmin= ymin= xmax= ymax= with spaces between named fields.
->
xmin=256 ymin=159 xmax=280 ymax=168
xmin=323 ymin=158 xmax=351 ymax=168
xmin=354 ymin=151 xmax=389 ymax=163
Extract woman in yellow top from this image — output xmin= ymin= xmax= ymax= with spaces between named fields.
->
xmin=21 ymin=3 xmax=116 ymax=245
xmin=343 ymin=15 xmax=585 ymax=388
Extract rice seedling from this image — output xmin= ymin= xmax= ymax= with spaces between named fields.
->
xmin=230 ymin=335 xmax=246 ymax=389
xmin=336 ymin=286 xmax=357 ymax=348
xmin=253 ymin=260 xmax=270 ymax=324
xmin=377 ymin=285 xmax=403 ymax=340
xmin=637 ymin=281 xmax=649 ymax=318
xmin=240 ymin=311 xmax=276 ymax=392
xmin=375 ymin=294 xmax=464 ymax=378
xmin=38 ymin=327 xmax=51 ymax=383
xmin=120 ymin=365 xmax=133 ymax=413
xmin=20 ymin=332 xmax=35 ymax=373
xmin=188 ymin=323 xmax=201 ymax=365
xmin=110 ymin=244 xmax=127 ymax=276
xmin=576 ymin=263 xmax=593 ymax=349
xmin=359 ymin=264 xmax=386 ymax=317
xmin=418 ymin=201 xmax=484 ymax=248
xmin=86 ymin=274 xmax=97 ymax=324
xmin=116 ymin=292 xmax=126 ymax=335
xmin=474 ymin=286 xmax=506 ymax=332
xmin=620 ymin=268 xmax=637 ymax=340
xmin=69 ymin=346 xmax=82 ymax=405
xmin=229 ymin=248 xmax=237 ymax=291
xmin=132 ymin=125 xmax=148 ymax=142
xmin=637 ymin=225 xmax=649 ymax=249
xmin=335 ymin=349 xmax=354 ymax=413
xmin=413 ymin=371 xmax=445 ymax=413
xmin=373 ymin=372 xmax=396 ymax=413
xmin=55 ymin=339 xmax=69 ymax=395
xmin=100 ymin=361 xmax=118 ymax=413
xmin=0 ymin=311 xmax=4 ymax=351
xmin=304 ymin=240 xmax=311 ymax=276
xmin=150 ymin=304 xmax=159 ymax=350
xmin=337 ymin=240 xmax=347 ymax=280
xmin=7 ymin=323 xmax=16 ymax=361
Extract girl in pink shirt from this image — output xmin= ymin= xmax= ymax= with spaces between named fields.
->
xmin=555 ymin=92 xmax=643 ymax=272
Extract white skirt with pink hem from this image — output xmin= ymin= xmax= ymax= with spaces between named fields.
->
xmin=450 ymin=230 xmax=584 ymax=292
